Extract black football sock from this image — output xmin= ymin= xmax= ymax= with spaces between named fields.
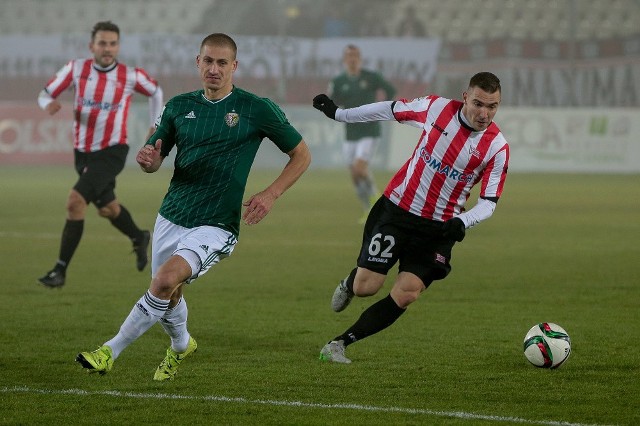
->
xmin=344 ymin=267 xmax=357 ymax=293
xmin=110 ymin=205 xmax=143 ymax=241
xmin=57 ymin=219 xmax=84 ymax=271
xmin=53 ymin=261 xmax=67 ymax=273
xmin=334 ymin=294 xmax=406 ymax=346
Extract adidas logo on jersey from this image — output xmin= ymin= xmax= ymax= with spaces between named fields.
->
xmin=185 ymin=111 xmax=196 ymax=119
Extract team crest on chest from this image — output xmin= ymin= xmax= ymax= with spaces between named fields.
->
xmin=224 ymin=111 xmax=239 ymax=127
xmin=469 ymin=146 xmax=482 ymax=158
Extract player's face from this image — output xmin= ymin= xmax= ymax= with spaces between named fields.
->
xmin=343 ymin=48 xmax=362 ymax=75
xmin=462 ymin=86 xmax=501 ymax=131
xmin=196 ymin=44 xmax=238 ymax=98
xmin=89 ymin=30 xmax=120 ymax=68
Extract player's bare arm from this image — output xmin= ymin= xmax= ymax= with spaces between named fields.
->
xmin=136 ymin=139 xmax=164 ymax=173
xmin=242 ymin=140 xmax=311 ymax=226
xmin=144 ymin=127 xmax=156 ymax=141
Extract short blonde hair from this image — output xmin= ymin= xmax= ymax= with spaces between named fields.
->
xmin=200 ymin=33 xmax=237 ymax=59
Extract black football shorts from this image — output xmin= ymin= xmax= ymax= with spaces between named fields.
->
xmin=73 ymin=144 xmax=129 ymax=208
xmin=357 ymin=196 xmax=455 ymax=285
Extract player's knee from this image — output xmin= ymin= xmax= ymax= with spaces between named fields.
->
xmin=150 ymin=272 xmax=181 ymax=299
xmin=351 ymin=163 xmax=368 ymax=179
xmin=66 ymin=191 xmax=87 ymax=218
xmin=390 ymin=274 xmax=426 ymax=307
xmin=97 ymin=206 xmax=114 ymax=218
xmin=97 ymin=201 xmax=120 ymax=219
xmin=152 ymin=256 xmax=194 ymax=299
xmin=394 ymin=290 xmax=420 ymax=308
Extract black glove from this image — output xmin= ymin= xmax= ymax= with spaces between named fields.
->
xmin=312 ymin=94 xmax=338 ymax=119
xmin=442 ymin=217 xmax=466 ymax=242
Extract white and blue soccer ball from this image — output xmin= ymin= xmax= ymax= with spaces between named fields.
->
xmin=523 ymin=323 xmax=571 ymax=369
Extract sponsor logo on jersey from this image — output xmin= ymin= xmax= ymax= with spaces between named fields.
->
xmin=225 ymin=111 xmax=239 ymax=127
xmin=185 ymin=111 xmax=196 ymax=119
xmin=435 ymin=253 xmax=446 ymax=264
xmin=79 ymin=96 xmax=121 ymax=112
xmin=419 ymin=148 xmax=475 ymax=183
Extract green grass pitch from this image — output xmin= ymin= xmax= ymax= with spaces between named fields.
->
xmin=1 ymin=165 xmax=638 ymax=425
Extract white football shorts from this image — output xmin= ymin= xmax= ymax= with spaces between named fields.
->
xmin=151 ymin=214 xmax=238 ymax=283
xmin=342 ymin=136 xmax=378 ymax=165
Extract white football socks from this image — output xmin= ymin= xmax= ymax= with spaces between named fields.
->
xmin=104 ymin=290 xmax=170 ymax=359
xmin=159 ymin=296 xmax=191 ymax=353
xmin=355 ymin=176 xmax=378 ymax=211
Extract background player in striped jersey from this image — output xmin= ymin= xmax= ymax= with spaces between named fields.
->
xmin=313 ymin=72 xmax=509 ymax=363
xmin=329 ymin=45 xmax=396 ymax=223
xmin=37 ymin=21 xmax=163 ymax=288
xmin=76 ymin=33 xmax=311 ymax=380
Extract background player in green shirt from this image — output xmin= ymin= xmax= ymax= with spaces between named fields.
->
xmin=76 ymin=33 xmax=311 ymax=381
xmin=329 ymin=45 xmax=396 ymax=223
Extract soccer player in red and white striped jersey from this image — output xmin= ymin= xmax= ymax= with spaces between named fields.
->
xmin=313 ymin=72 xmax=510 ymax=363
xmin=36 ymin=21 xmax=164 ymax=288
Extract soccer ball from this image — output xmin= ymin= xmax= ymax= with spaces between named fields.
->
xmin=523 ymin=323 xmax=571 ymax=369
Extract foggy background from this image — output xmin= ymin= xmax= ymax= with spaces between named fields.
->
xmin=1 ymin=0 xmax=639 ymax=171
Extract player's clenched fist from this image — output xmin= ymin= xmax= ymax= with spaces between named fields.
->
xmin=137 ymin=139 xmax=163 ymax=173
xmin=312 ymin=94 xmax=338 ymax=119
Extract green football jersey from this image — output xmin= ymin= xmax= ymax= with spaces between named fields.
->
xmin=330 ymin=69 xmax=396 ymax=141
xmin=147 ymin=87 xmax=302 ymax=236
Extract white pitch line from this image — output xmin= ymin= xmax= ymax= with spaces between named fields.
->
xmin=0 ymin=386 xmax=613 ymax=426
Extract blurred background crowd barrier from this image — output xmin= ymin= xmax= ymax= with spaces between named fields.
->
xmin=1 ymin=0 xmax=639 ymax=171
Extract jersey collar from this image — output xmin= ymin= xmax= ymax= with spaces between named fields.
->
xmin=201 ymin=89 xmax=233 ymax=105
xmin=458 ymin=106 xmax=479 ymax=132
xmin=92 ymin=61 xmax=118 ymax=73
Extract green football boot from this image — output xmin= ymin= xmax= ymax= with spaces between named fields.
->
xmin=153 ymin=336 xmax=198 ymax=381
xmin=76 ymin=345 xmax=114 ymax=375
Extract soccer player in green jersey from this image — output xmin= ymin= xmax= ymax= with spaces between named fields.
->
xmin=329 ymin=45 xmax=396 ymax=223
xmin=76 ymin=33 xmax=311 ymax=381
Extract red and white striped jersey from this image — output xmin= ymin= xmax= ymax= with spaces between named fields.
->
xmin=384 ymin=95 xmax=509 ymax=221
xmin=44 ymin=59 xmax=159 ymax=152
